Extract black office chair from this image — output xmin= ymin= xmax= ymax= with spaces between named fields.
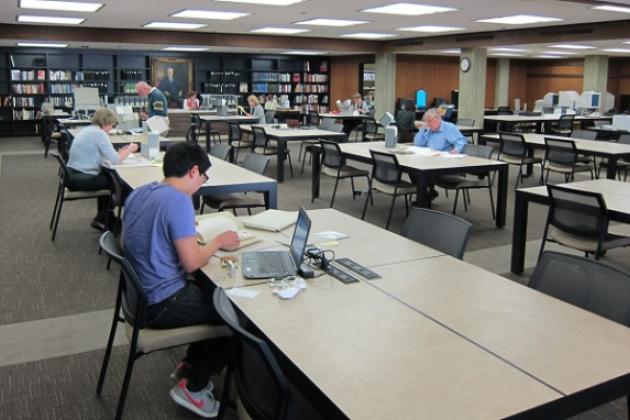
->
xmin=538 ymin=184 xmax=630 ymax=260
xmin=96 ymin=232 xmax=230 ymax=420
xmin=227 ymin=121 xmax=251 ymax=163
xmin=401 ymin=207 xmax=472 ymax=260
xmin=42 ymin=117 xmax=63 ymax=158
xmin=542 ymin=137 xmax=594 ymax=184
xmin=530 ymin=251 xmax=630 ymax=326
xmin=497 ymin=132 xmax=544 ymax=189
xmin=200 ymin=153 xmax=271 ymax=215
xmin=361 ymin=150 xmax=416 ymax=230
xmin=496 ymin=107 xmax=512 ymax=115
xmin=210 ymin=143 xmax=232 ymax=161
xmin=265 ymin=110 xmax=276 ymax=124
xmin=194 ymin=114 xmax=221 ymax=145
xmin=307 ymin=111 xmax=320 ymax=127
xmin=361 ymin=118 xmax=385 ymax=142
xmin=213 ymin=288 xmax=326 ymax=420
xmin=599 ymin=133 xmax=630 ymax=181
xmin=433 ymin=144 xmax=496 ymax=220
xmin=185 ymin=124 xmax=199 ymax=143
xmin=312 ymin=140 xmax=370 ymax=209
xmin=571 ymin=129 xmax=598 ymax=140
xmin=550 ymin=114 xmax=575 ymax=136
xmin=251 ymin=126 xmax=293 ymax=178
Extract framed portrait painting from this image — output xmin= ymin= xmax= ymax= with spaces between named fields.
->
xmin=151 ymin=57 xmax=193 ymax=108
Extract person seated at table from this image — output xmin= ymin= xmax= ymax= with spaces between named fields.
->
xmin=351 ymin=93 xmax=370 ymax=114
xmin=183 ymin=91 xmax=200 ymax=110
xmin=414 ymin=108 xmax=467 ymax=154
xmin=66 ymin=108 xmax=138 ymax=231
xmin=122 ymin=142 xmax=239 ymax=418
xmin=243 ymin=95 xmax=266 ymax=124
xmin=396 ymin=100 xmax=417 ymax=143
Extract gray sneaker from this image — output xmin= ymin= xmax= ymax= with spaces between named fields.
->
xmin=170 ymin=379 xmax=220 ymax=418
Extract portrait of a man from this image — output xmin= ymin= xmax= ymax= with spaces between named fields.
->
xmin=151 ymin=57 xmax=192 ymax=108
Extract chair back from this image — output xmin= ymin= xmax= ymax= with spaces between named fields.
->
xmin=101 ymin=165 xmax=126 ymax=208
xmin=228 ymin=121 xmax=242 ymax=143
xmin=496 ymin=107 xmax=512 ymax=115
xmin=546 ymin=184 xmax=608 ymax=240
xmin=544 ymin=137 xmax=578 ymax=167
xmin=463 ymin=143 xmax=493 ymax=160
xmin=58 ymin=129 xmax=73 ymax=162
xmin=242 ymin=153 xmax=271 ymax=175
xmin=308 ymin=111 xmax=320 ymax=127
xmin=402 ymin=208 xmax=472 ymax=259
xmin=191 ymin=113 xmax=202 ymax=128
xmin=571 ymin=129 xmax=597 ymax=140
xmin=530 ymin=251 xmax=630 ymax=326
xmin=99 ymin=231 xmax=123 ymax=264
xmin=456 ymin=118 xmax=475 ymax=127
xmin=185 ymin=125 xmax=198 ymax=143
xmin=319 ymin=118 xmax=336 ymax=131
xmin=362 ymin=118 xmax=379 ymax=136
xmin=557 ymin=114 xmax=575 ymax=130
xmin=369 ymin=150 xmax=401 ymax=186
xmin=99 ymin=231 xmax=149 ymax=329
xmin=617 ymin=133 xmax=630 ymax=145
xmin=51 ymin=151 xmax=69 ymax=188
xmin=210 ymin=144 xmax=231 ymax=161
xmin=252 ymin=126 xmax=268 ymax=149
xmin=320 ymin=140 xmax=345 ymax=170
xmin=265 ymin=110 xmax=276 ymax=124
xmin=213 ymin=288 xmax=290 ymax=420
xmin=498 ymin=132 xmax=527 ymax=158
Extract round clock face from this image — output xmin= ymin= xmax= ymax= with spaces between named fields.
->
xmin=460 ymin=57 xmax=471 ymax=72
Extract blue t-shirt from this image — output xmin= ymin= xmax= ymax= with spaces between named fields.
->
xmin=122 ymin=182 xmax=196 ymax=305
xmin=413 ymin=120 xmax=467 ymax=153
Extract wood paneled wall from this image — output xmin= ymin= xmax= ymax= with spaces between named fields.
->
xmin=608 ymin=58 xmax=630 ymax=108
xmin=329 ymin=56 xmax=364 ymax=105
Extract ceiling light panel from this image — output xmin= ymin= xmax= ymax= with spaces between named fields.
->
xmin=17 ymin=42 xmax=68 ymax=47
xmin=143 ymin=22 xmax=206 ymax=30
xmin=534 ymin=55 xmax=563 ymax=59
xmin=284 ymin=50 xmax=326 ymax=55
xmin=171 ymin=10 xmax=250 ymax=20
xmin=602 ymin=48 xmax=630 ymax=53
xmin=549 ymin=44 xmax=594 ymax=50
xmin=361 ymin=3 xmax=456 ymax=16
xmin=476 ymin=14 xmax=563 ymax=25
xmin=17 ymin=15 xmax=85 ymax=24
xmin=250 ymin=27 xmax=310 ymax=34
xmin=591 ymin=5 xmax=630 ymax=13
xmin=341 ymin=32 xmax=396 ymax=39
xmin=19 ymin=0 xmax=103 ymax=12
xmin=162 ymin=46 xmax=209 ymax=51
xmin=540 ymin=50 xmax=577 ymax=55
xmin=399 ymin=25 xmax=465 ymax=33
xmin=490 ymin=47 xmax=529 ymax=52
xmin=490 ymin=53 xmax=523 ymax=57
xmin=295 ymin=18 xmax=368 ymax=26
xmin=216 ymin=0 xmax=305 ymax=5
xmin=440 ymin=49 xmax=460 ymax=54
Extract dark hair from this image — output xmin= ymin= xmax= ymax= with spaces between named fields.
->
xmin=186 ymin=90 xmax=197 ymax=99
xmin=163 ymin=142 xmax=211 ymax=178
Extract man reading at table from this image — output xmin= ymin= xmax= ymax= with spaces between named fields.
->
xmin=414 ymin=108 xmax=467 ymax=154
xmin=122 ymin=142 xmax=239 ymax=418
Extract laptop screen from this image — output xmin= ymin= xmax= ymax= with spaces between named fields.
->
xmin=290 ymin=208 xmax=311 ymax=269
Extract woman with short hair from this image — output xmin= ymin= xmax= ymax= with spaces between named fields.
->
xmin=66 ymin=108 xmax=138 ymax=230
xmin=244 ymin=95 xmax=266 ymax=124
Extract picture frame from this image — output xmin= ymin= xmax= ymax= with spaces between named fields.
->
xmin=151 ymin=57 xmax=193 ymax=108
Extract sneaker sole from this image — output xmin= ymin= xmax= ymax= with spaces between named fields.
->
xmin=169 ymin=388 xmax=219 ymax=419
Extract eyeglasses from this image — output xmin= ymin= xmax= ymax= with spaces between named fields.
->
xmin=196 ymin=165 xmax=209 ymax=182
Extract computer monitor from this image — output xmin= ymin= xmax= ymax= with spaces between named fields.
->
xmin=559 ymin=91 xmax=579 ymax=108
xmin=290 ymin=208 xmax=311 ymax=271
xmin=542 ymin=92 xmax=558 ymax=108
xmin=577 ymin=91 xmax=602 ymax=110
xmin=416 ymin=89 xmax=427 ymax=109
xmin=74 ymin=87 xmax=100 ymax=115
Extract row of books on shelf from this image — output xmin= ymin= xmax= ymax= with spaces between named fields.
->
xmin=120 ymin=70 xmax=144 ymax=80
xmin=50 ymin=97 xmax=73 ymax=107
xmin=113 ymin=96 xmax=149 ymax=107
xmin=302 ymin=73 xmax=327 ymax=83
xmin=294 ymin=94 xmax=328 ymax=105
xmin=298 ymin=104 xmax=328 ymax=113
xmin=294 ymin=84 xmax=327 ymax=93
xmin=251 ymin=83 xmax=292 ymax=93
xmin=208 ymin=71 xmax=241 ymax=83
xmin=12 ymin=83 xmax=46 ymax=94
xmin=50 ymin=84 xmax=77 ymax=94
xmin=49 ymin=70 xmax=82 ymax=81
xmin=12 ymin=97 xmax=36 ymax=107
xmin=13 ymin=109 xmax=41 ymax=120
xmin=251 ymin=72 xmax=329 ymax=83
xmin=11 ymin=69 xmax=46 ymax=81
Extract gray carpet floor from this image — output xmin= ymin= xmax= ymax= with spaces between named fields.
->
xmin=0 ymin=136 xmax=628 ymax=419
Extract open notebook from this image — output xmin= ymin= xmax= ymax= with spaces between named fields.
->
xmin=239 ymin=209 xmax=298 ymax=232
xmin=196 ymin=213 xmax=261 ymax=251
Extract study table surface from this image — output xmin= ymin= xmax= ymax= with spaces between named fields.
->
xmin=239 ymin=124 xmax=345 ymax=182
xmin=511 ymin=179 xmax=630 ymax=274
xmin=484 ymin=114 xmax=612 ymax=134
xmin=480 ymin=132 xmax=630 ymax=179
xmin=68 ymin=128 xmax=170 ymax=145
xmin=114 ymin=155 xmax=278 ymax=209
xmin=310 ymin=141 xmax=509 ymax=226
xmin=55 ymin=118 xmax=92 ymax=127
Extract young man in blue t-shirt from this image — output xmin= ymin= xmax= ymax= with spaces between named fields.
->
xmin=122 ymin=142 xmax=239 ymax=418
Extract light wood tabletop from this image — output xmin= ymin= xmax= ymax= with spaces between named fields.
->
xmin=485 ymin=114 xmax=612 ymax=123
xmin=199 ymin=115 xmax=258 ymax=122
xmin=56 ymin=118 xmax=92 ymax=126
xmin=482 ymin=133 xmax=630 ymax=156
xmin=239 ymin=124 xmax=345 ymax=139
xmin=68 ymin=128 xmax=170 ymax=145
xmin=227 ymin=276 xmax=562 ymax=419
xmin=369 ymin=255 xmax=630 ymax=395
xmin=318 ymin=113 xmax=369 ymax=120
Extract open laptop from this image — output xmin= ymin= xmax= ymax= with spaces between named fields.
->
xmin=242 ymin=208 xmax=311 ymax=279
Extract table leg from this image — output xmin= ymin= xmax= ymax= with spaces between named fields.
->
xmin=607 ymin=157 xmax=619 ymax=180
xmin=276 ymin=139 xmax=286 ymax=183
xmin=415 ymin=172 xmax=430 ymax=208
xmin=205 ymin=121 xmax=211 ymax=152
xmin=523 ymin=146 xmax=534 ymax=178
xmin=496 ymin=165 xmax=508 ymax=227
xmin=311 ymin=146 xmax=321 ymax=199
xmin=511 ymin=190 xmax=529 ymax=274
xmin=264 ymin=184 xmax=278 ymax=209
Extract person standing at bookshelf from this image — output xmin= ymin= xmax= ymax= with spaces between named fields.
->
xmin=135 ymin=81 xmax=168 ymax=120
xmin=243 ymin=95 xmax=266 ymax=124
xmin=66 ymin=108 xmax=138 ymax=231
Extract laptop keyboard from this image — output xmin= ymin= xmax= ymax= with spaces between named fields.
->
xmin=257 ymin=252 xmax=292 ymax=274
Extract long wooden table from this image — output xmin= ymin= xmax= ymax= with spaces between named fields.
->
xmin=484 ymin=114 xmax=612 ymax=133
xmin=511 ymin=179 xmax=630 ymax=274
xmin=201 ymin=208 xmax=630 ymax=419
xmin=114 ymin=155 xmax=278 ymax=209
xmin=199 ymin=115 xmax=259 ymax=152
xmin=310 ymin=141 xmax=509 ymax=226
xmin=240 ymin=124 xmax=346 ymax=182
xmin=480 ymin=132 xmax=630 ymax=180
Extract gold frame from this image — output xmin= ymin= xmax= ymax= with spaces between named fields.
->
xmin=150 ymin=56 xmax=193 ymax=96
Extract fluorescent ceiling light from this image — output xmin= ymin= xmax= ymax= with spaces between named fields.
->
xmin=144 ymin=22 xmax=206 ymax=30
xmin=341 ymin=32 xmax=396 ymax=39
xmin=490 ymin=53 xmax=523 ymax=57
xmin=250 ymin=27 xmax=309 ymax=34
xmin=602 ymin=48 xmax=630 ymax=53
xmin=20 ymin=0 xmax=102 ymax=12
xmin=399 ymin=25 xmax=465 ymax=33
xmin=540 ymin=50 xmax=576 ymax=55
xmin=162 ymin=46 xmax=208 ymax=52
xmin=361 ymin=3 xmax=456 ymax=16
xmin=440 ymin=48 xmax=460 ymax=54
xmin=490 ymin=47 xmax=529 ymax=52
xmin=17 ymin=14 xmax=85 ymax=24
xmin=17 ymin=42 xmax=68 ymax=47
xmin=295 ymin=18 xmax=368 ymax=26
xmin=285 ymin=50 xmax=326 ymax=55
xmin=171 ymin=10 xmax=250 ymax=20
xmin=534 ymin=55 xmax=563 ymax=59
xmin=591 ymin=5 xmax=630 ymax=13
xmin=215 ymin=0 xmax=305 ymax=5
xmin=476 ymin=14 xmax=562 ymax=25
xmin=549 ymin=44 xmax=594 ymax=50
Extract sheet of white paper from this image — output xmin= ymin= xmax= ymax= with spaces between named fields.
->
xmin=439 ymin=153 xmax=466 ymax=158
xmin=226 ymin=288 xmax=260 ymax=299
xmin=407 ymin=146 xmax=440 ymax=156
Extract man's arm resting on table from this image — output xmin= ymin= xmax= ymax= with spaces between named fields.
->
xmin=175 ymin=231 xmax=240 ymax=273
